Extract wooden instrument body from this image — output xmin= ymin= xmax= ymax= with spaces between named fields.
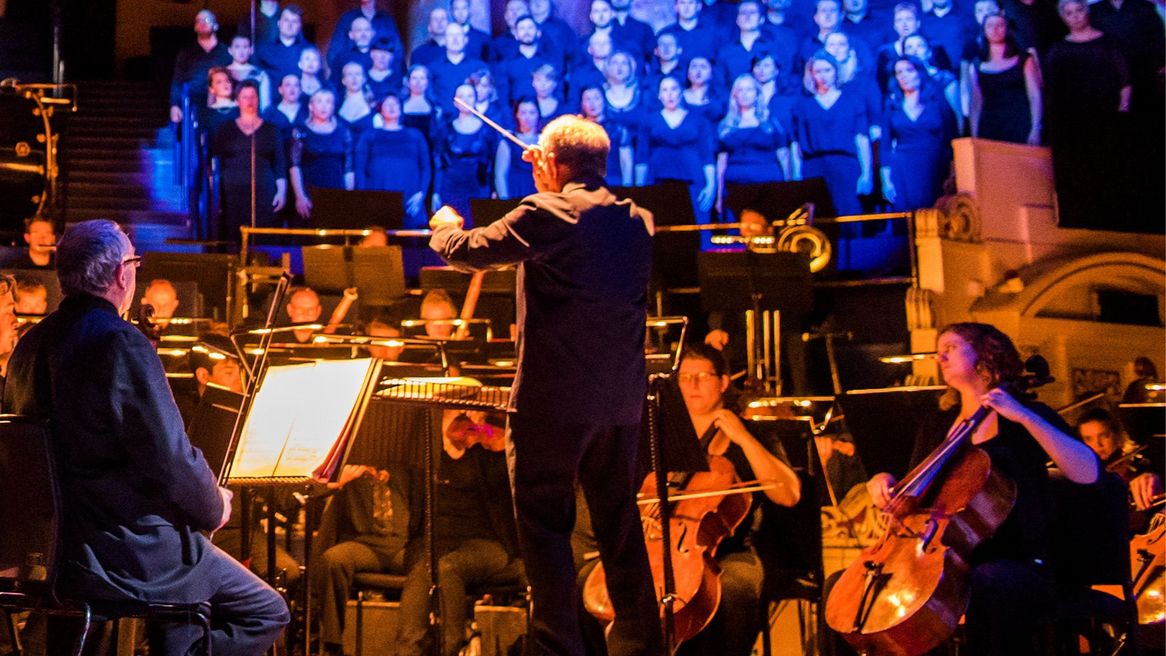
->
xmin=1131 ymin=519 xmax=1165 ymax=636
xmin=825 ymin=447 xmax=1016 ymax=656
xmin=582 ymin=453 xmax=750 ymax=644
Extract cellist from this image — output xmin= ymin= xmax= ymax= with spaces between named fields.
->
xmin=838 ymin=323 xmax=1100 ymax=655
xmin=574 ymin=342 xmax=802 ymax=655
xmin=659 ymin=343 xmax=802 ymax=656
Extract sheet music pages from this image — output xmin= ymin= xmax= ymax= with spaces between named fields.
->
xmin=229 ymin=358 xmax=376 ymax=479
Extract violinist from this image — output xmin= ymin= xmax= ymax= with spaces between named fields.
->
xmin=861 ymin=323 xmax=1099 ymax=655
xmin=672 ymin=343 xmax=801 ymax=656
xmin=394 ymin=408 xmax=520 ymax=656
xmin=1077 ymin=407 xmax=1163 ymax=527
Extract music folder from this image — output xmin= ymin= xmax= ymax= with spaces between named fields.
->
xmin=225 ymin=358 xmax=382 ymax=483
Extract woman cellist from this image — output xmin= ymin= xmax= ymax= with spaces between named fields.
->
xmin=579 ymin=343 xmax=802 ymax=655
xmin=829 ymin=323 xmax=1099 ymax=655
xmin=672 ymin=343 xmax=801 ymax=656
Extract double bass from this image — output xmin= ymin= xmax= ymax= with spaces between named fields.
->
xmin=581 ymin=424 xmax=751 ymax=645
xmin=825 ymin=371 xmax=1049 ymax=655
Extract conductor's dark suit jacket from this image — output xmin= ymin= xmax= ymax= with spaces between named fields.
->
xmin=4 ymin=294 xmax=226 ymax=603
xmin=430 ymin=176 xmax=653 ymax=425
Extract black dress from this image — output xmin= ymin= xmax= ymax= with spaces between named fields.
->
xmin=434 ymin=121 xmax=498 ymax=226
xmin=977 ymin=55 xmax=1033 ymax=144
xmin=290 ymin=122 xmax=354 ymax=191
xmin=211 ymin=120 xmax=287 ymax=240
xmin=1044 ymin=35 xmax=1134 ymax=229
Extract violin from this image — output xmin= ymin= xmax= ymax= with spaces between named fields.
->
xmin=582 ymin=423 xmax=751 ymax=645
xmin=825 ymin=364 xmax=1051 ymax=655
xmin=442 ymin=409 xmax=506 ymax=453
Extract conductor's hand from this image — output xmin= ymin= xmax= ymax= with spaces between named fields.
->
xmin=430 ymin=205 xmax=465 ymax=230
xmin=524 ymin=145 xmax=559 ymax=194
xmin=216 ymin=486 xmax=233 ymax=531
xmin=866 ymin=472 xmax=897 ymax=510
xmin=704 ymin=329 xmax=730 ymax=351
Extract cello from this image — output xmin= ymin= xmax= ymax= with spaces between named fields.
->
xmin=582 ymin=424 xmax=751 ymax=645
xmin=825 ymin=366 xmax=1050 ymax=655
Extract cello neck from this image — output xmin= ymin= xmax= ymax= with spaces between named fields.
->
xmin=890 ymin=404 xmax=994 ymax=508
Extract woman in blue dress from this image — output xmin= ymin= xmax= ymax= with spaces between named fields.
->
xmin=636 ymin=76 xmax=716 ymax=246
xmin=901 ymin=34 xmax=963 ymax=132
xmin=289 ymin=88 xmax=354 ymax=222
xmin=494 ymin=98 xmax=540 ymax=200
xmin=682 ymin=56 xmax=726 ymax=128
xmin=603 ymin=50 xmax=646 ymax=135
xmin=716 ymin=75 xmax=791 ymax=216
xmin=402 ymin=64 xmax=444 ymax=146
xmin=355 ymin=93 xmax=432 ymax=227
xmin=432 ymin=84 xmax=498 ymax=227
xmin=790 ymin=51 xmax=872 ymax=217
xmin=880 ymin=56 xmax=958 ymax=211
xmin=579 ymin=85 xmax=634 ymax=187
xmin=469 ymin=68 xmax=511 ymax=130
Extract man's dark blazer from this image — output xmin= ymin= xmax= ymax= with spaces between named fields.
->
xmin=430 ymin=177 xmax=653 ymax=426
xmin=3 ymin=294 xmax=225 ymax=603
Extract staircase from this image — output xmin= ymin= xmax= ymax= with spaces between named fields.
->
xmin=61 ymin=80 xmax=193 ymax=250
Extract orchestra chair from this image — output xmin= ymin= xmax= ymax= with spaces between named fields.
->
xmin=754 ymin=469 xmax=824 ymax=656
xmin=1045 ymin=471 xmax=1141 ymax=656
xmin=351 ymin=561 xmax=530 ymax=656
xmin=0 ymin=415 xmax=213 ymax=656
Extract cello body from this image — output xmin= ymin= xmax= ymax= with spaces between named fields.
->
xmin=1131 ymin=518 xmax=1165 ymax=645
xmin=825 ymin=446 xmax=1016 ymax=656
xmin=582 ymin=453 xmax=750 ymax=644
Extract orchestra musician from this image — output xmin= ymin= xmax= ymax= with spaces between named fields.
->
xmin=673 ymin=343 xmax=801 ymax=656
xmin=2 ymin=220 xmax=288 ymax=654
xmin=429 ymin=115 xmax=663 ymax=656
xmin=1076 ymin=407 xmax=1163 ymax=528
xmin=394 ymin=410 xmax=520 ymax=656
xmin=832 ymin=322 xmax=1099 ymax=655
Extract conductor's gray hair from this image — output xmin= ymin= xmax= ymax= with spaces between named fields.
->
xmin=539 ymin=115 xmax=610 ymax=178
xmin=56 ymin=220 xmax=131 ymax=297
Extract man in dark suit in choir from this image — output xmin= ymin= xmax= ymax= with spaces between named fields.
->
xmin=429 ymin=116 xmax=662 ymax=656
xmin=3 ymin=220 xmax=288 ymax=655
xmin=256 ymin=4 xmax=309 ymax=83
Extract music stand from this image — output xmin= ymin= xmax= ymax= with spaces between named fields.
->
xmin=725 ymin=178 xmax=837 ymax=220
xmin=835 ymin=386 xmax=945 ymax=481
xmin=697 ymin=251 xmax=811 ymax=315
xmin=186 ymin=386 xmax=245 ymax=491
xmin=140 ymin=252 xmax=238 ymax=322
xmin=611 ymin=181 xmax=700 ymax=290
xmin=470 ymin=198 xmax=522 ymax=228
xmin=302 ymin=244 xmax=407 ymax=307
xmin=309 ymin=187 xmax=404 ymax=230
xmin=635 ymin=378 xmax=708 ymax=482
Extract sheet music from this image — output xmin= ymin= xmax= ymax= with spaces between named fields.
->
xmin=230 ymin=358 xmax=376 ymax=479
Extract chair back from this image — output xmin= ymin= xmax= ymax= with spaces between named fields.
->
xmin=0 ymin=415 xmax=60 ymax=597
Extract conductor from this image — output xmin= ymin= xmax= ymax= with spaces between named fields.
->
xmin=429 ymin=115 xmax=663 ymax=656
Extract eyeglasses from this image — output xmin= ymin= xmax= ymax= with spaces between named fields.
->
xmin=122 ymin=256 xmax=142 ymax=269
xmin=677 ymin=371 xmax=718 ymax=385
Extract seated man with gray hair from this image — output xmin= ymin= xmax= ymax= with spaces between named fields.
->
xmin=3 ymin=219 xmax=288 ymax=655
